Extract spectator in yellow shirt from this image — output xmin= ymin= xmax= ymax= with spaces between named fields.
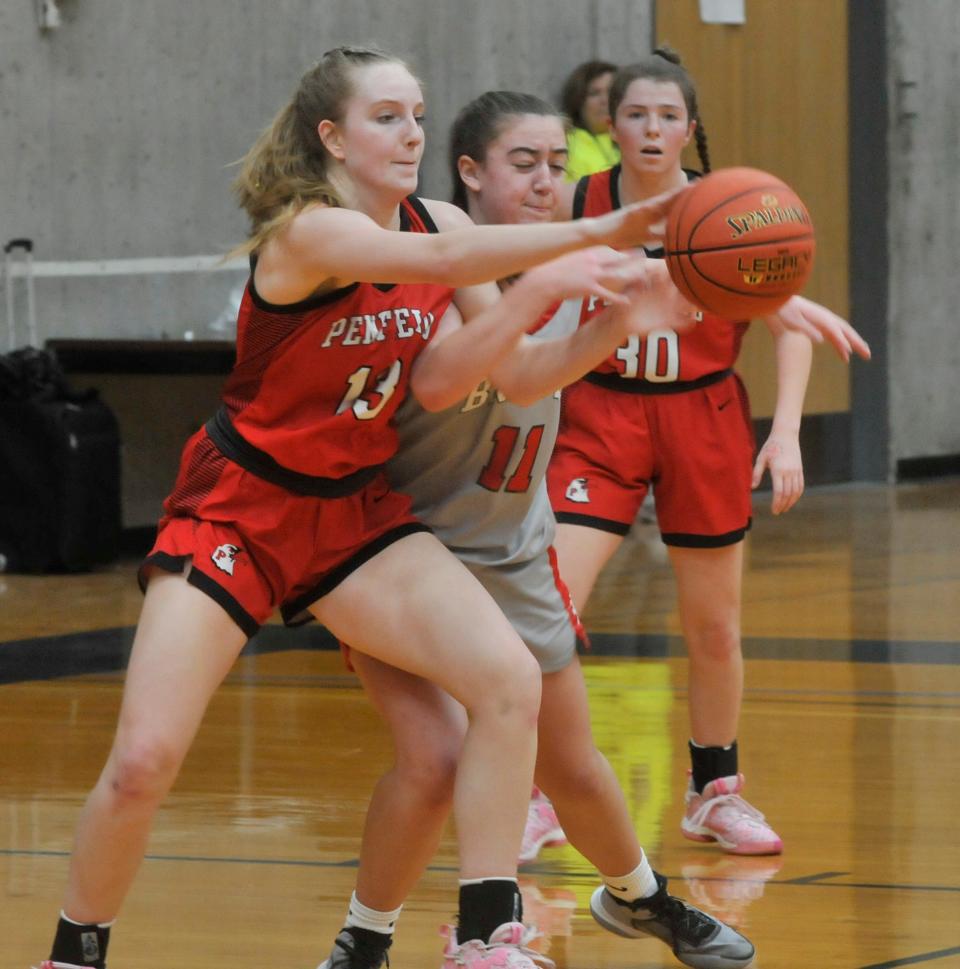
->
xmin=560 ymin=59 xmax=620 ymax=181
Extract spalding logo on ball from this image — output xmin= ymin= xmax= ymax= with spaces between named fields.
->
xmin=664 ymin=167 xmax=816 ymax=319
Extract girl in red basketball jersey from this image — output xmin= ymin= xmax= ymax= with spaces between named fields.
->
xmin=32 ymin=47 xmax=681 ymax=969
xmin=546 ymin=48 xmax=867 ymax=857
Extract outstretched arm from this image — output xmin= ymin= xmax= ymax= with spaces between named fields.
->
xmin=254 ymin=189 xmax=684 ymax=304
xmin=488 ymin=258 xmax=696 ymax=405
xmin=410 ymin=247 xmax=640 ymax=412
xmin=753 ymin=316 xmax=813 ymax=514
xmin=764 ymin=295 xmax=871 ymax=363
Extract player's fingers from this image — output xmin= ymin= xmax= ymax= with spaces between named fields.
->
xmin=640 ymin=185 xmax=688 ymax=217
xmin=770 ymin=467 xmax=786 ymax=513
xmin=599 ymin=246 xmax=642 ymax=263
xmin=593 ymin=246 xmax=629 ymax=266
xmin=592 ymin=284 xmax=630 ymax=306
xmin=790 ymin=469 xmax=805 ymax=507
xmin=788 ymin=310 xmax=826 ymax=344
xmin=612 ymin=255 xmax=651 ymax=287
xmin=780 ymin=477 xmax=801 ymax=513
xmin=781 ymin=473 xmax=798 ymax=511
xmin=822 ymin=321 xmax=853 ymax=362
xmin=645 ymin=221 xmax=666 ymax=243
xmin=842 ymin=320 xmax=872 ymax=360
xmin=597 ymin=256 xmax=647 ymax=292
xmin=809 ymin=303 xmax=870 ymax=361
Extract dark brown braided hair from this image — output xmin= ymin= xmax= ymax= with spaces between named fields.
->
xmin=608 ymin=45 xmax=711 ymax=173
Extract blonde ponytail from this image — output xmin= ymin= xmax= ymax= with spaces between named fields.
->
xmin=229 ymin=46 xmax=403 ymax=256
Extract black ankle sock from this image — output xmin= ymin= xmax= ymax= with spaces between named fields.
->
xmin=639 ymin=871 xmax=668 ymax=905
xmin=341 ymin=926 xmax=392 ymax=961
xmin=613 ymin=871 xmax=669 ymax=912
xmin=689 ymin=739 xmax=738 ymax=794
xmin=50 ymin=915 xmax=110 ymax=969
xmin=457 ymin=879 xmax=523 ymax=945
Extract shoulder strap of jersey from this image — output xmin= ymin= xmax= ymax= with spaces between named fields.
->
xmin=402 ymin=195 xmax=440 ymax=234
xmin=572 ymin=175 xmax=591 ymax=221
xmin=572 ymin=165 xmax=621 ymax=220
xmin=606 ymin=164 xmax=621 ymax=211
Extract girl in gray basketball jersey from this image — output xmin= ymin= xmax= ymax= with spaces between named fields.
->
xmin=320 ymin=91 xmax=755 ymax=969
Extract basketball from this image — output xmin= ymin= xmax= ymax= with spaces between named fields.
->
xmin=664 ymin=167 xmax=816 ymax=319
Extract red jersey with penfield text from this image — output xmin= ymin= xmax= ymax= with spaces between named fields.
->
xmin=220 ymin=197 xmax=454 ymax=480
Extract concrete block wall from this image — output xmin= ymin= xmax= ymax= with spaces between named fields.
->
xmin=885 ymin=1 xmax=960 ymax=469
xmin=0 ymin=0 xmax=653 ymax=343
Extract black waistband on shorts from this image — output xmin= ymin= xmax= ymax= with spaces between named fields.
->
xmin=582 ymin=367 xmax=733 ymax=395
xmin=205 ymin=406 xmax=384 ymax=497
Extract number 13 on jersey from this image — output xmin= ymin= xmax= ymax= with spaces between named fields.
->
xmin=337 ymin=360 xmax=403 ymax=420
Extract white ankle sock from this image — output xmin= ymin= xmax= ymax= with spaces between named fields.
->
xmin=601 ymin=852 xmax=659 ymax=904
xmin=345 ymin=891 xmax=402 ymax=935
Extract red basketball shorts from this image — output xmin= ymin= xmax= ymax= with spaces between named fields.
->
xmin=547 ymin=373 xmax=755 ymax=547
xmin=141 ymin=428 xmax=427 ymax=637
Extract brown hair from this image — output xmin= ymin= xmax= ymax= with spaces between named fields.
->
xmin=609 ymin=46 xmax=711 ymax=173
xmin=231 ymin=46 xmax=409 ymax=254
xmin=559 ymin=59 xmax=617 ymax=131
xmin=448 ymin=90 xmax=566 ymax=210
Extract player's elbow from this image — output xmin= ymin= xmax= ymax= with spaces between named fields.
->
xmin=414 ymin=389 xmax=455 ymax=412
xmin=499 ymin=384 xmax=542 ymax=407
xmin=489 ymin=364 xmax=546 ymax=407
xmin=410 ymin=372 xmax=457 ymax=413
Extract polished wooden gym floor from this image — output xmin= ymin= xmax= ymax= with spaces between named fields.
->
xmin=2 ymin=479 xmax=959 ymax=969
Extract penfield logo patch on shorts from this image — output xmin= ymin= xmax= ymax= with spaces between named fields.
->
xmin=565 ymin=477 xmax=591 ymax=503
xmin=81 ymin=931 xmax=101 ymax=962
xmin=211 ymin=543 xmax=243 ymax=576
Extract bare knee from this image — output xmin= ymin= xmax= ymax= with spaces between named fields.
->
xmin=470 ymin=644 xmax=541 ymax=726
xmin=687 ymin=618 xmax=741 ymax=665
xmin=538 ymin=747 xmax=610 ymax=805
xmin=103 ymin=737 xmax=182 ymax=808
xmin=394 ymin=738 xmax=460 ymax=810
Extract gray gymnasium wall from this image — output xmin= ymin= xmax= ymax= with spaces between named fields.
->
xmin=884 ymin=1 xmax=960 ymax=472
xmin=0 ymin=0 xmax=653 ymax=344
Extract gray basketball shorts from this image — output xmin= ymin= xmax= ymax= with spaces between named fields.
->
xmin=463 ymin=549 xmax=580 ymax=674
